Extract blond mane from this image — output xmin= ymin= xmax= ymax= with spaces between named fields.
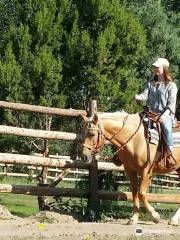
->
xmin=98 ymin=111 xmax=138 ymax=120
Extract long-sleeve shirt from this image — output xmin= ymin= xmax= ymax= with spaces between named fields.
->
xmin=138 ymin=81 xmax=178 ymax=114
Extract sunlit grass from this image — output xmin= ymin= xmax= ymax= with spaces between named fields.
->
xmin=0 ymin=193 xmax=38 ymax=217
xmin=0 ymin=176 xmax=78 ymax=217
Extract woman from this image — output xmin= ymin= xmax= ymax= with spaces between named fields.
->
xmin=135 ymin=58 xmax=178 ymax=160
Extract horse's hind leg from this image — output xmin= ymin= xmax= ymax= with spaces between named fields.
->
xmin=126 ymin=170 xmax=140 ymax=225
xmin=139 ymin=168 xmax=160 ymax=223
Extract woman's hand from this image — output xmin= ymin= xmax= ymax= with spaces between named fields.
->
xmin=135 ymin=94 xmax=143 ymax=101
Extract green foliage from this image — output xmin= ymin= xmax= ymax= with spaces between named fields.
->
xmin=162 ymin=0 xmax=180 ymax=12
xmin=0 ymin=0 xmax=179 ymax=112
xmin=0 ymin=0 xmax=65 ymax=107
xmin=122 ymin=0 xmax=180 ymax=86
xmin=0 ymin=0 xmax=66 ymax=154
xmin=61 ymin=0 xmax=146 ymax=111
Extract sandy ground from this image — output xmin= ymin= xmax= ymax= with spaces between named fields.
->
xmin=0 ymin=206 xmax=179 ymax=240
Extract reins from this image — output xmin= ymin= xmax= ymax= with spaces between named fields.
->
xmin=112 ymin=112 xmax=146 ymax=157
xmin=107 ymin=113 xmax=129 ymax=142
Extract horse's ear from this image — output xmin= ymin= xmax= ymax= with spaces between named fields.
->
xmin=80 ymin=114 xmax=88 ymax=122
xmin=92 ymin=113 xmax=98 ymax=125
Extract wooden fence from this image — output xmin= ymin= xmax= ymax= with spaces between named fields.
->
xmin=0 ymin=100 xmax=179 ymax=218
xmin=0 ymin=163 xmax=179 ymax=190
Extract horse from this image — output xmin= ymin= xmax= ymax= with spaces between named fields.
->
xmin=81 ymin=111 xmax=180 ymax=225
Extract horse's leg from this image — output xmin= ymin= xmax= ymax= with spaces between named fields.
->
xmin=126 ymin=170 xmax=140 ymax=225
xmin=138 ymin=168 xmax=160 ymax=223
xmin=168 ymin=169 xmax=180 ymax=226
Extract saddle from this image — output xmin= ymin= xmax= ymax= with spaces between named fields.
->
xmin=141 ymin=110 xmax=177 ymax=170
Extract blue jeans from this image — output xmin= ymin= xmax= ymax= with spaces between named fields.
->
xmin=161 ymin=115 xmax=173 ymax=147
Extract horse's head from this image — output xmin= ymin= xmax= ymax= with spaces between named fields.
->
xmin=81 ymin=113 xmax=105 ymax=164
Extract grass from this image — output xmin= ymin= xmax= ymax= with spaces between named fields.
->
xmin=0 ymin=176 xmax=79 ymax=217
xmin=0 ymin=176 xmax=38 ymax=216
xmin=0 ymin=193 xmax=38 ymax=217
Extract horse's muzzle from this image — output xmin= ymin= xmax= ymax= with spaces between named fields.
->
xmin=81 ymin=148 xmax=93 ymax=164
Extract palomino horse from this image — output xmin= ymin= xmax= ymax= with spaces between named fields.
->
xmin=81 ymin=112 xmax=180 ymax=225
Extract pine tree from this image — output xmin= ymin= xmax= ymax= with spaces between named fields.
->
xmin=0 ymin=0 xmax=153 ymax=115
xmin=0 ymin=0 xmax=66 ymax=153
xmin=61 ymin=0 xmax=146 ymax=111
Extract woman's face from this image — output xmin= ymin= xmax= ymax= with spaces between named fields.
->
xmin=154 ymin=66 xmax=164 ymax=75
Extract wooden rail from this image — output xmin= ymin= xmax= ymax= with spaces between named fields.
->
xmin=0 ymin=164 xmax=179 ymax=189
xmin=0 ymin=184 xmax=180 ymax=203
xmin=0 ymin=101 xmax=87 ymax=117
xmin=0 ymin=125 xmax=111 ymax=144
xmin=0 ymin=125 xmax=78 ymax=141
xmin=0 ymin=153 xmax=124 ymax=170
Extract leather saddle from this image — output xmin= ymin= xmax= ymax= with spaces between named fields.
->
xmin=141 ymin=110 xmax=177 ymax=170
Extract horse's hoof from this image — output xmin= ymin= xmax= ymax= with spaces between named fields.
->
xmin=152 ymin=212 xmax=160 ymax=223
xmin=127 ymin=218 xmax=137 ymax=225
xmin=168 ymin=218 xmax=179 ymax=226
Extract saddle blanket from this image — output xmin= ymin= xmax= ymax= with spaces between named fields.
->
xmin=149 ymin=128 xmax=180 ymax=147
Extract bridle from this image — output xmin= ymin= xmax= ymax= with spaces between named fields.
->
xmin=83 ymin=113 xmax=145 ymax=156
xmin=82 ymin=120 xmax=105 ymax=154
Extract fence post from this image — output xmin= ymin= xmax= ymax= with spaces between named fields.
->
xmin=84 ymin=100 xmax=100 ymax=221
xmin=37 ymin=115 xmax=52 ymax=211
xmin=37 ymin=139 xmax=50 ymax=211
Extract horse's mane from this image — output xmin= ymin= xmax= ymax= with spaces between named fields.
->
xmin=98 ymin=111 xmax=138 ymax=120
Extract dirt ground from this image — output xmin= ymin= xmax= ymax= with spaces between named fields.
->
xmin=0 ymin=205 xmax=179 ymax=240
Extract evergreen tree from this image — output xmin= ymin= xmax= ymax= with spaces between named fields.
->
xmin=0 ymin=0 xmax=66 ymax=112
xmin=162 ymin=0 xmax=180 ymax=12
xmin=122 ymin=0 xmax=180 ymax=87
xmin=0 ymin=0 xmax=66 ymax=153
xmin=61 ymin=0 xmax=146 ymax=111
